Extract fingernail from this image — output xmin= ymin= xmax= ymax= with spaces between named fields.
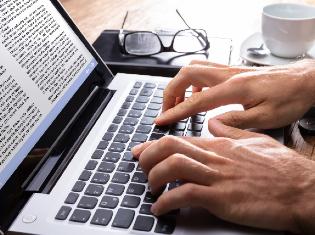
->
xmin=131 ymin=143 xmax=143 ymax=155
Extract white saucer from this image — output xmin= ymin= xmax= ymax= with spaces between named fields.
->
xmin=240 ymin=32 xmax=315 ymax=66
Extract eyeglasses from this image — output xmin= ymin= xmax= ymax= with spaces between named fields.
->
xmin=118 ymin=9 xmax=210 ymax=56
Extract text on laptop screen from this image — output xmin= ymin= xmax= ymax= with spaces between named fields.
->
xmin=0 ymin=0 xmax=98 ymax=189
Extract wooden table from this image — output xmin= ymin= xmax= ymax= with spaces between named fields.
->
xmin=60 ymin=0 xmax=315 ymax=160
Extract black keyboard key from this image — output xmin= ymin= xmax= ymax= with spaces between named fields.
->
xmin=72 ymin=181 xmax=86 ymax=192
xmin=91 ymin=172 xmax=110 ymax=184
xmin=128 ymin=110 xmax=142 ymax=118
xmin=185 ymin=131 xmax=201 ymax=137
xmin=144 ymin=192 xmax=157 ymax=203
xmin=119 ymin=125 xmax=134 ymax=134
xmin=103 ymin=132 xmax=114 ymax=141
xmin=168 ymin=180 xmax=183 ymax=190
xmin=132 ymin=133 xmax=148 ymax=143
xmin=78 ymin=196 xmax=98 ymax=209
xmin=112 ymin=208 xmax=135 ymax=229
xmin=198 ymin=112 xmax=207 ymax=116
xmin=123 ymin=117 xmax=138 ymax=126
xmin=158 ymin=84 xmax=167 ymax=90
xmin=100 ymin=195 xmax=119 ymax=209
xmin=153 ymin=125 xmax=170 ymax=134
xmin=136 ymin=125 xmax=152 ymax=134
xmin=98 ymin=162 xmax=116 ymax=173
xmin=132 ymin=172 xmax=148 ymax=183
xmin=151 ymin=97 xmax=163 ymax=104
xmin=65 ymin=192 xmax=79 ymax=204
xmin=134 ymin=82 xmax=142 ymax=88
xmin=114 ymin=133 xmax=130 ymax=143
xmin=112 ymin=172 xmax=130 ymax=184
xmin=85 ymin=184 xmax=104 ymax=196
xmin=55 ymin=206 xmax=71 ymax=220
xmin=140 ymin=88 xmax=153 ymax=97
xmin=91 ymin=149 xmax=104 ymax=159
xmin=125 ymin=95 xmax=135 ymax=102
xmin=169 ymin=130 xmax=184 ymax=136
xmin=91 ymin=209 xmax=113 ymax=226
xmin=79 ymin=170 xmax=92 ymax=181
xmin=113 ymin=116 xmax=123 ymax=124
xmin=117 ymin=162 xmax=135 ymax=173
xmin=123 ymin=151 xmax=135 ymax=162
xmin=107 ymin=124 xmax=118 ymax=132
xmin=148 ymin=103 xmax=161 ymax=110
xmin=70 ymin=209 xmax=91 ymax=223
xmin=127 ymin=142 xmax=140 ymax=151
xmin=97 ymin=141 xmax=109 ymax=150
xmin=173 ymin=122 xmax=186 ymax=131
xmin=139 ymin=203 xmax=153 ymax=215
xmin=132 ymin=103 xmax=146 ymax=110
xmin=179 ymin=118 xmax=189 ymax=123
xmin=121 ymin=195 xmax=141 ymax=208
xmin=117 ymin=109 xmax=128 ymax=116
xmin=130 ymin=88 xmax=139 ymax=95
xmin=136 ymin=96 xmax=150 ymax=103
xmin=136 ymin=164 xmax=143 ymax=171
xmin=106 ymin=183 xmax=125 ymax=196
xmin=144 ymin=110 xmax=159 ymax=118
xmin=103 ymin=152 xmax=120 ymax=163
xmin=121 ymin=102 xmax=131 ymax=109
xmin=141 ymin=117 xmax=155 ymax=125
xmin=127 ymin=183 xmax=145 ymax=195
xmin=144 ymin=82 xmax=156 ymax=89
xmin=154 ymin=215 xmax=176 ymax=234
xmin=191 ymin=115 xmax=205 ymax=124
xmin=109 ymin=142 xmax=126 ymax=152
xmin=85 ymin=160 xmax=98 ymax=170
xmin=153 ymin=89 xmax=163 ymax=97
xmin=133 ymin=215 xmax=154 ymax=231
xmin=188 ymin=123 xmax=203 ymax=132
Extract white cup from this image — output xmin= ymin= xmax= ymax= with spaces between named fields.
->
xmin=262 ymin=3 xmax=315 ymax=58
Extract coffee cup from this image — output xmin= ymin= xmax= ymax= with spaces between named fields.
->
xmin=262 ymin=3 xmax=315 ymax=58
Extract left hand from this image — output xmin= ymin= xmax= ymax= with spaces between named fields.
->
xmin=132 ymin=120 xmax=315 ymax=234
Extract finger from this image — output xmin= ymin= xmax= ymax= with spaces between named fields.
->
xmin=148 ymin=153 xmax=218 ymax=194
xmin=192 ymin=86 xmax=202 ymax=93
xmin=131 ymin=141 xmax=154 ymax=158
xmin=189 ymin=60 xmax=229 ymax=67
xmin=156 ymin=81 xmax=246 ymax=125
xmin=151 ymin=183 xmax=212 ymax=216
xmin=208 ymin=118 xmax=263 ymax=139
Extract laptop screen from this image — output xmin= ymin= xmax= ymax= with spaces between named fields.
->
xmin=0 ymin=0 xmax=99 ymax=189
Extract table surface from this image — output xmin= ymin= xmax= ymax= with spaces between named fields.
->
xmin=59 ymin=0 xmax=315 ymax=160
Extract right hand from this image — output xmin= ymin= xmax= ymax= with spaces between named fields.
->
xmin=155 ymin=59 xmax=315 ymax=129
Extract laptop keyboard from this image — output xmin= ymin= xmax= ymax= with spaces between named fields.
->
xmin=55 ymin=81 xmax=207 ymax=234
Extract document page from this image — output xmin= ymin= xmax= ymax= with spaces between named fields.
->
xmin=0 ymin=0 xmax=97 ymax=188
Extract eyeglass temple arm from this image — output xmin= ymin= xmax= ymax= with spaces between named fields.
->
xmin=119 ymin=11 xmax=129 ymax=45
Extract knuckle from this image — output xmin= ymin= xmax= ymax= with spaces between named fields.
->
xmin=159 ymin=135 xmax=178 ymax=148
xmin=169 ymin=154 xmax=186 ymax=168
xmin=182 ymin=183 xmax=199 ymax=202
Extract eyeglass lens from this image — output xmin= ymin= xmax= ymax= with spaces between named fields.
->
xmin=125 ymin=32 xmax=161 ymax=55
xmin=173 ymin=29 xmax=207 ymax=53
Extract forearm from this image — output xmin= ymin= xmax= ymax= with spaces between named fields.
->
xmin=301 ymin=59 xmax=315 ymax=105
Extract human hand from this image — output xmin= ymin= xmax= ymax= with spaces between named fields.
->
xmin=132 ymin=119 xmax=315 ymax=234
xmin=155 ymin=59 xmax=315 ymax=129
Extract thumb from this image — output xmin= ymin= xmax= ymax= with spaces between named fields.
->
xmin=208 ymin=118 xmax=260 ymax=139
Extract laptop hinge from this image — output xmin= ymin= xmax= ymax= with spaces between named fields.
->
xmin=22 ymin=86 xmax=115 ymax=193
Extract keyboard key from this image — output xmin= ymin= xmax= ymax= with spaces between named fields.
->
xmin=103 ymin=152 xmax=120 ymax=163
xmin=144 ymin=192 xmax=157 ymax=203
xmin=198 ymin=112 xmax=207 ymax=116
xmin=106 ymin=183 xmax=125 ymax=196
xmin=121 ymin=102 xmax=131 ymax=109
xmin=109 ymin=142 xmax=125 ymax=152
xmin=79 ymin=170 xmax=92 ymax=181
xmin=91 ymin=209 xmax=113 ymax=226
xmin=91 ymin=149 xmax=104 ymax=159
xmin=134 ymin=82 xmax=142 ymax=88
xmin=125 ymin=95 xmax=135 ymax=102
xmin=127 ymin=142 xmax=140 ymax=151
xmin=98 ymin=162 xmax=116 ymax=173
xmin=123 ymin=117 xmax=138 ymax=126
xmin=128 ymin=110 xmax=142 ymax=118
xmin=151 ymin=97 xmax=163 ymax=104
xmin=55 ymin=206 xmax=71 ymax=220
xmin=173 ymin=122 xmax=186 ymax=131
xmin=136 ymin=96 xmax=150 ymax=103
xmin=150 ymin=133 xmax=165 ymax=141
xmin=169 ymin=130 xmax=184 ymax=136
xmin=99 ymin=195 xmax=119 ymax=209
xmin=132 ymin=172 xmax=148 ymax=183
xmin=185 ymin=131 xmax=201 ymax=137
xmin=97 ymin=140 xmax=109 ymax=150
xmin=123 ymin=151 xmax=135 ymax=162
xmin=78 ymin=196 xmax=98 ymax=209
xmin=168 ymin=180 xmax=183 ymax=190
xmin=153 ymin=125 xmax=170 ymax=134
xmin=157 ymin=84 xmax=167 ymax=90
xmin=113 ymin=116 xmax=123 ymax=124
xmin=85 ymin=160 xmax=98 ymax=170
xmin=102 ymin=132 xmax=114 ymax=141
xmin=148 ymin=103 xmax=161 ymax=110
xmin=133 ymin=215 xmax=154 ymax=231
xmin=121 ymin=195 xmax=141 ymax=208
xmin=127 ymin=183 xmax=145 ymax=195
xmin=72 ymin=181 xmax=86 ymax=192
xmin=153 ymin=89 xmax=163 ymax=97
xmin=91 ymin=172 xmax=110 ymax=184
xmin=112 ymin=208 xmax=135 ymax=229
xmin=108 ymin=124 xmax=119 ymax=132
xmin=136 ymin=125 xmax=152 ymax=134
xmin=114 ymin=133 xmax=130 ymax=143
xmin=144 ymin=82 xmax=156 ymax=89
xmin=117 ymin=162 xmax=135 ymax=173
xmin=139 ymin=203 xmax=153 ymax=215
xmin=112 ymin=172 xmax=130 ymax=184
xmin=85 ymin=184 xmax=104 ymax=196
xmin=119 ymin=125 xmax=134 ymax=134
xmin=136 ymin=164 xmax=143 ymax=171
xmin=132 ymin=103 xmax=146 ymax=110
xmin=144 ymin=110 xmax=159 ymax=118
xmin=129 ymin=88 xmax=139 ymax=95
xmin=154 ymin=215 xmax=176 ymax=234
xmin=70 ymin=209 xmax=91 ymax=223
xmin=65 ymin=192 xmax=79 ymax=204
xmin=188 ymin=123 xmax=203 ymax=132
xmin=140 ymin=88 xmax=153 ymax=97
xmin=132 ymin=133 xmax=148 ymax=143
xmin=117 ymin=109 xmax=128 ymax=116
xmin=191 ymin=115 xmax=205 ymax=124
xmin=140 ymin=117 xmax=155 ymax=125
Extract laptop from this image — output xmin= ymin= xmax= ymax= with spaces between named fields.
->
xmin=0 ymin=0 xmax=283 ymax=234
